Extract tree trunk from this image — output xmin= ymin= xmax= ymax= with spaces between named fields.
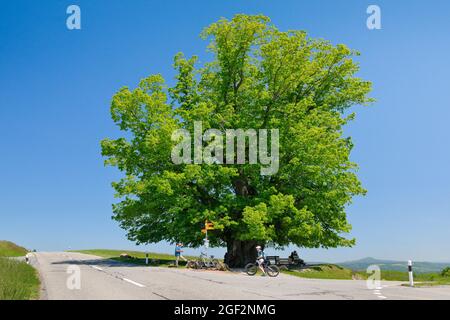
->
xmin=224 ymin=240 xmax=259 ymax=268
xmin=224 ymin=174 xmax=260 ymax=268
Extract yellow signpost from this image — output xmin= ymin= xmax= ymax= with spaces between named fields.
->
xmin=205 ymin=221 xmax=214 ymax=230
xmin=202 ymin=220 xmax=214 ymax=257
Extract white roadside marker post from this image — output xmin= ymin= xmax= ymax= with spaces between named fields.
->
xmin=408 ymin=260 xmax=414 ymax=287
xmin=145 ymin=253 xmax=149 ymax=265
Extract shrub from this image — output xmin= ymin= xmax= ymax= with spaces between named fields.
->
xmin=440 ymin=267 xmax=450 ymax=277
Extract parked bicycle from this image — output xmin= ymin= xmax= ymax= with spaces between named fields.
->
xmin=187 ymin=252 xmax=229 ymax=271
xmin=245 ymin=259 xmax=280 ymax=277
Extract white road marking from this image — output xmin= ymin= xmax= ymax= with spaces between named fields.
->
xmin=92 ymin=266 xmax=103 ymax=271
xmin=371 ymin=287 xmax=387 ymax=300
xmin=123 ymin=278 xmax=145 ymax=288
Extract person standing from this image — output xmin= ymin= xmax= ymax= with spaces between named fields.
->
xmin=175 ymin=243 xmax=187 ymax=267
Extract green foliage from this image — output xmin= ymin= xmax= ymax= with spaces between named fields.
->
xmin=0 ymin=258 xmax=40 ymax=300
xmin=441 ymin=267 xmax=450 ymax=277
xmin=101 ymin=15 xmax=373 ymax=251
xmin=0 ymin=240 xmax=28 ymax=257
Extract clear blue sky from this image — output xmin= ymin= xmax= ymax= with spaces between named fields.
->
xmin=1 ymin=0 xmax=449 ymax=262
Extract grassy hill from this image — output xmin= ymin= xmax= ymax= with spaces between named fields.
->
xmin=338 ymin=257 xmax=450 ymax=274
xmin=0 ymin=240 xmax=28 ymax=257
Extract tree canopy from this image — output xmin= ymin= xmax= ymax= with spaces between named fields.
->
xmin=101 ymin=14 xmax=373 ymax=266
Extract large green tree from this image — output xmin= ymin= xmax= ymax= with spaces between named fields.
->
xmin=101 ymin=15 xmax=373 ymax=267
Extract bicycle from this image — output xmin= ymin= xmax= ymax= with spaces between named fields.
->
xmin=199 ymin=252 xmax=218 ymax=268
xmin=245 ymin=259 xmax=280 ymax=277
xmin=187 ymin=252 xmax=229 ymax=271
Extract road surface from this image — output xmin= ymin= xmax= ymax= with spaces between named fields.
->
xmin=29 ymin=252 xmax=450 ymax=300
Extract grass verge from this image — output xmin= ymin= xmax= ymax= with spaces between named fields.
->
xmin=400 ymin=274 xmax=450 ymax=287
xmin=283 ymin=264 xmax=362 ymax=280
xmin=409 ymin=280 xmax=450 ymax=287
xmin=0 ymin=257 xmax=40 ymax=300
xmin=284 ymin=264 xmax=450 ymax=286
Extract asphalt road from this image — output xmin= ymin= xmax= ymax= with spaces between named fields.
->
xmin=29 ymin=252 xmax=450 ymax=300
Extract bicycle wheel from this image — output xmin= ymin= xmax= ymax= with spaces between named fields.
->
xmin=266 ymin=265 xmax=280 ymax=277
xmin=245 ymin=263 xmax=258 ymax=276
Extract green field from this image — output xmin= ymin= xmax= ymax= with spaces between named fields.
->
xmin=0 ymin=240 xmax=28 ymax=257
xmin=71 ymin=249 xmax=197 ymax=267
xmin=283 ymin=264 xmax=362 ymax=280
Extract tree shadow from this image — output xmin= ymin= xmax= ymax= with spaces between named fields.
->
xmin=50 ymin=257 xmax=186 ymax=268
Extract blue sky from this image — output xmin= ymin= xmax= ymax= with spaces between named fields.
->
xmin=1 ymin=0 xmax=449 ymax=262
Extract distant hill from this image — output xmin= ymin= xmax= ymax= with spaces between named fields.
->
xmin=338 ymin=257 xmax=450 ymax=274
xmin=0 ymin=240 xmax=28 ymax=257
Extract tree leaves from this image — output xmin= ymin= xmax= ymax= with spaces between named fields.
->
xmin=101 ymin=14 xmax=373 ymax=250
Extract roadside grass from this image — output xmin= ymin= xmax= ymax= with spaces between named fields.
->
xmin=355 ymin=270 xmax=432 ymax=282
xmin=355 ymin=269 xmax=450 ymax=285
xmin=409 ymin=279 xmax=450 ymax=287
xmin=355 ymin=270 xmax=408 ymax=281
xmin=0 ymin=240 xmax=28 ymax=257
xmin=0 ymin=257 xmax=40 ymax=300
xmin=399 ymin=273 xmax=450 ymax=287
xmin=283 ymin=264 xmax=362 ymax=280
xmin=284 ymin=264 xmax=450 ymax=286
xmin=70 ymin=249 xmax=197 ymax=267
